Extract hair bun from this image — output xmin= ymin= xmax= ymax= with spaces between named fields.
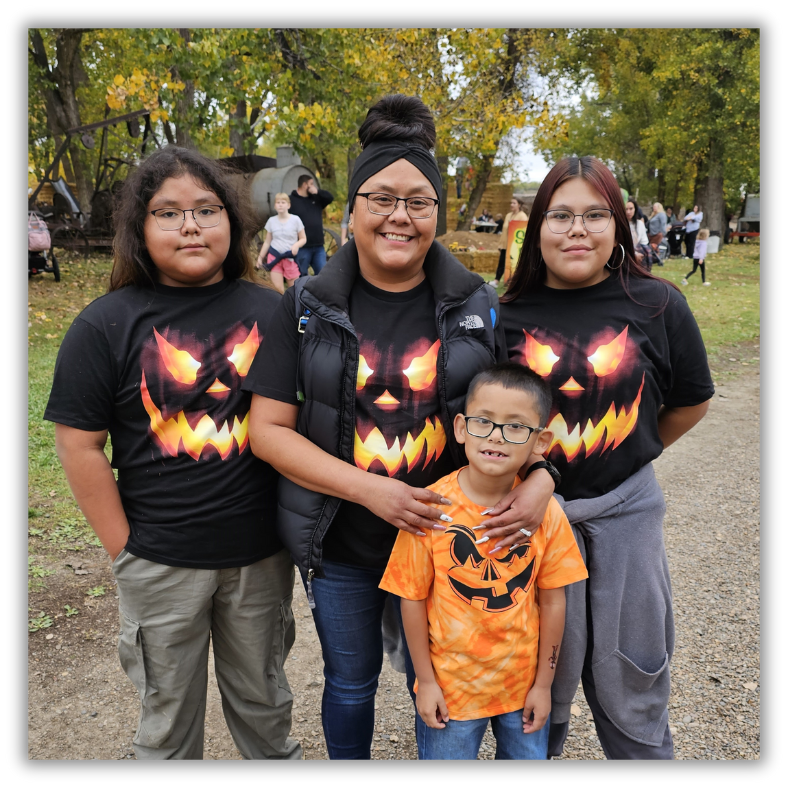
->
xmin=358 ymin=94 xmax=436 ymax=151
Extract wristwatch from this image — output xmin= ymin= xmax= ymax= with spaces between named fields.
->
xmin=525 ymin=460 xmax=562 ymax=491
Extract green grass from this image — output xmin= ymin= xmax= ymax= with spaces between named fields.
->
xmin=28 ymin=243 xmax=760 ymax=568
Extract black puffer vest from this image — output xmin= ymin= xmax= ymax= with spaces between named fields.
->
xmin=276 ymin=239 xmax=506 ymax=589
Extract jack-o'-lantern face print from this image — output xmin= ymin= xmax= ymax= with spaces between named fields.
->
xmin=354 ymin=336 xmax=446 ymax=478
xmin=518 ymin=324 xmax=644 ymax=462
xmin=445 ymin=525 xmax=535 ymax=612
xmin=139 ymin=322 xmax=260 ymax=460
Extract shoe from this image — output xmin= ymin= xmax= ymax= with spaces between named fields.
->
xmin=681 ymin=279 xmax=688 ymax=285
xmin=703 ymin=281 xmax=710 ymax=286
xmin=488 ymin=279 xmax=499 ymax=288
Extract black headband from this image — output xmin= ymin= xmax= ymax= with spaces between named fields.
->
xmin=348 ymin=140 xmax=443 ymax=210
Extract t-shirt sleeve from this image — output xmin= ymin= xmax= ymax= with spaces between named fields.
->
xmin=264 ymin=217 xmax=276 ymax=234
xmin=663 ymin=289 xmax=715 ymax=408
xmin=536 ymin=499 xmax=588 ymax=589
xmin=43 ymin=317 xmax=117 ymax=431
xmin=379 ymin=529 xmax=435 ymax=600
xmin=292 ymin=215 xmax=305 ymax=232
xmin=242 ymin=287 xmax=301 ymax=405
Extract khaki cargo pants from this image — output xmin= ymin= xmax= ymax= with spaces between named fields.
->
xmin=112 ymin=548 xmax=302 ymax=760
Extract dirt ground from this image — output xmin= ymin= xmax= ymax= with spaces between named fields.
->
xmin=27 ymin=364 xmax=760 ymax=761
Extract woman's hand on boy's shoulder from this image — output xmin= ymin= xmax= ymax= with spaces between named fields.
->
xmin=474 ymin=469 xmax=554 ymax=552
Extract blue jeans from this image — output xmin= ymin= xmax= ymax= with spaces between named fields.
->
xmin=303 ymin=560 xmax=416 ymax=759
xmin=417 ymin=710 xmax=550 ymax=760
xmin=296 ymin=244 xmax=326 ymax=276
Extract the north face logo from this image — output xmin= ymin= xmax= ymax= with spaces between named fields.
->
xmin=459 ymin=315 xmax=484 ymax=330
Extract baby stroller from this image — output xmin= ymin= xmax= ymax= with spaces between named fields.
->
xmin=28 ymin=211 xmax=60 ymax=282
xmin=666 ymin=223 xmax=686 ymax=258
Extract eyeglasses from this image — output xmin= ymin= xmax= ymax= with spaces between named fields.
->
xmin=543 ymin=208 xmax=613 ymax=234
xmin=149 ymin=205 xmax=225 ymax=230
xmin=463 ymin=416 xmax=544 ymax=445
xmin=356 ymin=192 xmax=439 ymax=219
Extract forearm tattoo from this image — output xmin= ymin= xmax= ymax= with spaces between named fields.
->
xmin=549 ymin=645 xmax=558 ymax=670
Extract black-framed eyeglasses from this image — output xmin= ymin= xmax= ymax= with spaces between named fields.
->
xmin=356 ymin=192 xmax=439 ymax=219
xmin=463 ymin=416 xmax=544 ymax=445
xmin=149 ymin=205 xmax=225 ymax=230
xmin=543 ymin=208 xmax=613 ymax=234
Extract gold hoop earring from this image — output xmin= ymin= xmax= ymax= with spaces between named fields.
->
xmin=606 ymin=244 xmax=625 ymax=270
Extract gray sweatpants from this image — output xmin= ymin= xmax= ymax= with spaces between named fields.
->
xmin=112 ymin=548 xmax=302 ymax=760
xmin=551 ymin=463 xmax=675 ymax=757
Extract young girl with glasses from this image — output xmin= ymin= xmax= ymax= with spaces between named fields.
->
xmin=44 ymin=146 xmax=301 ymax=760
xmin=500 ymin=156 xmax=713 ymax=759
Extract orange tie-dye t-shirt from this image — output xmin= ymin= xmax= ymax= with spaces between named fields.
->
xmin=380 ymin=468 xmax=588 ymax=721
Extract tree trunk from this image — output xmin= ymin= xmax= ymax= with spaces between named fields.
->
xmin=173 ymin=29 xmax=195 ymax=148
xmin=436 ymin=154 xmax=449 ymax=237
xmin=30 ymin=28 xmax=94 ymax=213
xmin=456 ymin=155 xmax=494 ymax=231
xmin=695 ymin=140 xmax=726 ymax=236
xmin=656 ymin=167 xmax=666 ymax=207
xmin=229 ymin=99 xmax=247 ymax=155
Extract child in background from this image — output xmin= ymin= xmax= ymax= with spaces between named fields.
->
xmin=682 ymin=227 xmax=711 ymax=286
xmin=255 ymin=192 xmax=306 ymax=293
xmin=380 ymin=363 xmax=587 ymax=760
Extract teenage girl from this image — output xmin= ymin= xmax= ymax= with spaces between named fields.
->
xmin=44 ymin=147 xmax=301 ymax=760
xmin=255 ymin=192 xmax=307 ymax=293
xmin=500 ymin=156 xmax=713 ymax=759
xmin=682 ymin=228 xmax=711 ymax=286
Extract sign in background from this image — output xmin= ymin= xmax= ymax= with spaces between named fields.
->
xmin=504 ymin=220 xmax=528 ymax=283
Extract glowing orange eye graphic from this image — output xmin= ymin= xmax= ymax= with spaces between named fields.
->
xmin=154 ymin=328 xmax=201 ymax=384
xmin=522 ymin=330 xmax=559 ymax=377
xmin=228 ymin=323 xmax=260 ymax=377
xmin=357 ymin=354 xmax=375 ymax=390
xmin=588 ymin=326 xmax=628 ymax=377
xmin=402 ymin=340 xmax=440 ymax=392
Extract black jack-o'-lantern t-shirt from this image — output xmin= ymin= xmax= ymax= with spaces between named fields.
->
xmin=245 ymin=275 xmax=455 ymax=569
xmin=44 ymin=278 xmax=283 ymax=569
xmin=501 ymin=274 xmax=714 ymax=500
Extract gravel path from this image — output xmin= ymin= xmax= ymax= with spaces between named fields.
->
xmin=28 ymin=367 xmax=760 ymax=760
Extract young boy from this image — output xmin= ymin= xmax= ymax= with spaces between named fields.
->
xmin=380 ymin=363 xmax=588 ymax=760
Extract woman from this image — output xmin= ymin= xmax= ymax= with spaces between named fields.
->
xmin=500 ymin=156 xmax=713 ymax=759
xmin=244 ymin=95 xmax=559 ymax=759
xmin=490 ymin=196 xmax=529 ymax=288
xmin=646 ymin=201 xmax=667 ymax=249
xmin=626 ymin=198 xmax=650 ymax=269
xmin=682 ymin=204 xmax=704 ymax=259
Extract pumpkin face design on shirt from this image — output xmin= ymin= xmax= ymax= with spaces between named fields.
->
xmin=353 ymin=337 xmax=446 ymax=477
xmin=518 ymin=324 xmax=644 ymax=462
xmin=139 ymin=322 xmax=260 ymax=460
xmin=445 ymin=525 xmax=536 ymax=612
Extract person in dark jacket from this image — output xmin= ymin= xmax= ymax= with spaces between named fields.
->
xmin=289 ymin=174 xmax=333 ymax=275
xmin=243 ymin=95 xmax=558 ymax=760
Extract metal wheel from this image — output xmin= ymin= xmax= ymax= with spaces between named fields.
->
xmin=324 ymin=228 xmax=341 ymax=260
xmin=51 ymin=225 xmax=90 ymax=258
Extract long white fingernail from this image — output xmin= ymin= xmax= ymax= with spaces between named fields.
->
xmin=475 ymin=536 xmax=489 ymax=544
xmin=481 ymin=508 xmax=494 ymax=515
xmin=440 ymin=514 xmax=453 ymax=522
xmin=472 ymin=525 xmax=487 ymax=530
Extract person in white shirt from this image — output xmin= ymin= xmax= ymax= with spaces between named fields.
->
xmin=255 ymin=193 xmax=307 ymax=293
xmin=682 ymin=205 xmax=703 ymax=259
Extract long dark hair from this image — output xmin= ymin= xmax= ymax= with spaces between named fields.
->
xmin=109 ymin=146 xmax=257 ymax=291
xmin=501 ymin=156 xmax=677 ymax=308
